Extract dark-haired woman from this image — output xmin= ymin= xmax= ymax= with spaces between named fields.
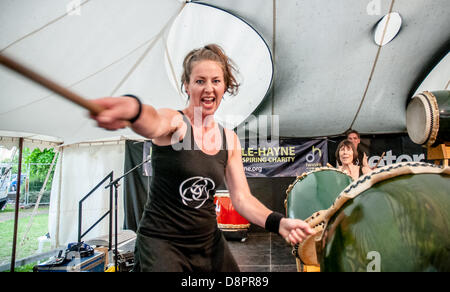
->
xmin=336 ymin=139 xmax=371 ymax=181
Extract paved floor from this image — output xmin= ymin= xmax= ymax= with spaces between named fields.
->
xmin=226 ymin=231 xmax=297 ymax=272
xmin=107 ymin=230 xmax=299 ymax=272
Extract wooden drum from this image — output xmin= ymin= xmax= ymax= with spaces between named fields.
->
xmin=406 ymin=90 xmax=450 ymax=146
xmin=304 ymin=162 xmax=450 ymax=272
xmin=285 ymin=168 xmax=353 ymax=271
xmin=214 ymin=190 xmax=250 ymax=235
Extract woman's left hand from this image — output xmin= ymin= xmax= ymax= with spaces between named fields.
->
xmin=279 ymin=218 xmax=315 ymax=245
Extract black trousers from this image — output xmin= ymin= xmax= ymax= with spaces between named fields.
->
xmin=133 ymin=229 xmax=240 ymax=272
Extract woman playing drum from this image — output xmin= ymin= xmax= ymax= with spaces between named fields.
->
xmin=90 ymin=44 xmax=313 ymax=272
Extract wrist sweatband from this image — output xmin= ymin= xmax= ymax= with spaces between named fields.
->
xmin=123 ymin=94 xmax=142 ymax=124
xmin=265 ymin=212 xmax=284 ymax=234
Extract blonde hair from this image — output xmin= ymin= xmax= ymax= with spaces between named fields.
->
xmin=181 ymin=44 xmax=239 ymax=97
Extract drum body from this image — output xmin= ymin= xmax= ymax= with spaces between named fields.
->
xmin=406 ymin=90 xmax=450 ymax=146
xmin=285 ymin=168 xmax=352 ymax=269
xmin=285 ymin=168 xmax=353 ymax=221
xmin=214 ymin=191 xmax=250 ymax=230
xmin=317 ymin=163 xmax=450 ymax=272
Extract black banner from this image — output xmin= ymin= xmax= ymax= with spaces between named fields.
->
xmin=327 ymin=133 xmax=431 ymax=168
xmin=143 ymin=139 xmax=328 ymax=178
xmin=241 ymin=138 xmax=328 ymax=177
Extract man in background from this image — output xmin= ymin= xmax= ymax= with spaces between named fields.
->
xmin=346 ymin=129 xmax=371 ymax=169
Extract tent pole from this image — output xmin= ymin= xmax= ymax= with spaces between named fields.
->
xmin=10 ymin=137 xmax=23 ymax=272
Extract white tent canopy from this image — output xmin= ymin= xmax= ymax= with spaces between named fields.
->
xmin=1 ymin=0 xmax=449 ymax=142
xmin=1 ymin=0 xmax=449 ymax=247
xmin=0 ymin=131 xmax=62 ymax=150
xmin=1 ymin=0 xmax=275 ymax=145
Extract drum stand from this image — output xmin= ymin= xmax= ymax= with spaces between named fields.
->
xmin=427 ymin=143 xmax=450 ymax=168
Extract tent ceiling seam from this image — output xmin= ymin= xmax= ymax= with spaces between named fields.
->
xmin=109 ymin=34 xmax=161 ymax=96
xmin=0 ymin=0 xmax=92 ymax=53
xmin=0 ymin=36 xmax=158 ymax=117
xmin=347 ymin=0 xmax=396 ymax=132
xmin=0 ymin=95 xmax=51 ymax=116
xmin=109 ymin=2 xmax=187 ymax=96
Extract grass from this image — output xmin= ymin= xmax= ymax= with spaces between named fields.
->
xmin=3 ymin=262 xmax=37 ymax=272
xmin=0 ymin=204 xmax=14 ymax=213
xmin=0 ymin=204 xmax=50 ymax=270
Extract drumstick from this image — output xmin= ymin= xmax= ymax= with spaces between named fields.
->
xmin=374 ymin=152 xmax=386 ymax=168
xmin=0 ymin=54 xmax=104 ymax=115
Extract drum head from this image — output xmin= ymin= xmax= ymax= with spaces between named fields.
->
xmin=406 ymin=91 xmax=440 ymax=146
xmin=286 ymin=168 xmax=352 ymax=221
xmin=406 ymin=95 xmax=430 ymax=145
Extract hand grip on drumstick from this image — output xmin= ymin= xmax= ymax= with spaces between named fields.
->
xmin=0 ymin=54 xmax=104 ymax=116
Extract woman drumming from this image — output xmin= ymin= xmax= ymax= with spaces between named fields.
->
xmin=90 ymin=44 xmax=313 ymax=272
xmin=336 ymin=139 xmax=371 ymax=181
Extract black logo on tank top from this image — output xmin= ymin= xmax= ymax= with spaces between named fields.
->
xmin=179 ymin=176 xmax=215 ymax=209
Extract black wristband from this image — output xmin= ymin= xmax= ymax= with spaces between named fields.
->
xmin=265 ymin=212 xmax=284 ymax=234
xmin=123 ymin=94 xmax=142 ymax=124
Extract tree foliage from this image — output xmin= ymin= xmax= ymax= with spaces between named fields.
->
xmin=1 ymin=148 xmax=57 ymax=189
xmin=23 ymin=148 xmax=57 ymax=181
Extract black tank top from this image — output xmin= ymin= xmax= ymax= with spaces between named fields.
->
xmin=137 ymin=111 xmax=228 ymax=242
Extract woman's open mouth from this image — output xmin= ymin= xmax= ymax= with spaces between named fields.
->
xmin=201 ymin=97 xmax=216 ymax=106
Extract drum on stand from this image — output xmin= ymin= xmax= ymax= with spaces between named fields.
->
xmin=406 ymin=90 xmax=450 ymax=147
xmin=214 ymin=190 xmax=250 ymax=242
xmin=285 ymin=168 xmax=353 ymax=271
xmin=304 ymin=162 xmax=450 ymax=272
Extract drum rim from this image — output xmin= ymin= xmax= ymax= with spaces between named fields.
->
xmin=217 ymin=223 xmax=250 ymax=229
xmin=284 ymin=167 xmax=352 ymax=212
xmin=214 ymin=190 xmax=230 ymax=198
xmin=407 ymin=91 xmax=440 ymax=146
xmin=294 ymin=162 xmax=450 ymax=266
xmin=313 ymin=162 xmax=449 ymax=230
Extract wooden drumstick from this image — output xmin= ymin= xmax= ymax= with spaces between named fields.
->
xmin=0 ymin=54 xmax=104 ymax=115
xmin=374 ymin=152 xmax=386 ymax=168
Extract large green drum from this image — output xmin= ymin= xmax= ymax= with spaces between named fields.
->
xmin=285 ymin=168 xmax=353 ymax=220
xmin=316 ymin=162 xmax=450 ymax=272
xmin=285 ymin=168 xmax=353 ymax=267
xmin=406 ymin=90 xmax=450 ymax=146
